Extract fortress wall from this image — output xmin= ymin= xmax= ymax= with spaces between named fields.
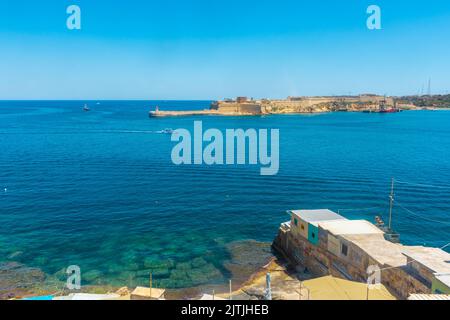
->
xmin=216 ymin=102 xmax=263 ymax=114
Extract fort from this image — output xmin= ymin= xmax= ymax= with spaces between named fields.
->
xmin=149 ymin=94 xmax=406 ymax=117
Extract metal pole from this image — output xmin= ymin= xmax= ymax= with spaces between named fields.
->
xmin=265 ymin=273 xmax=272 ymax=300
xmin=388 ymin=178 xmax=395 ymax=230
xmin=229 ymin=280 xmax=232 ymax=301
xmin=150 ymin=273 xmax=152 ymax=299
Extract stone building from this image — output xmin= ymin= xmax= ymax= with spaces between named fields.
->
xmin=273 ymin=209 xmax=450 ymax=299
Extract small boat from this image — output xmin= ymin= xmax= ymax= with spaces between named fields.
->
xmin=378 ymin=104 xmax=400 ymax=113
xmin=83 ymin=104 xmax=90 ymax=112
xmin=160 ymin=128 xmax=174 ymax=134
xmin=379 ymin=108 xmax=399 ymax=113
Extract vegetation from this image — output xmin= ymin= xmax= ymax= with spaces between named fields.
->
xmin=396 ymin=94 xmax=450 ymax=108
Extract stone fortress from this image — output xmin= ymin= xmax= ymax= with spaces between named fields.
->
xmin=210 ymin=95 xmax=398 ymax=115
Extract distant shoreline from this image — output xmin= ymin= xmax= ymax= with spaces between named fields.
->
xmin=148 ymin=108 xmax=450 ymax=118
xmin=148 ymin=95 xmax=450 ymax=118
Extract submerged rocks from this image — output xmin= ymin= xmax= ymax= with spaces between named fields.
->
xmin=191 ymin=257 xmax=208 ymax=268
xmin=82 ymin=270 xmax=103 ymax=284
xmin=0 ymin=261 xmax=48 ymax=299
xmin=143 ymin=257 xmax=174 ymax=270
xmin=0 ymin=239 xmax=275 ymax=298
xmin=223 ymin=240 xmax=274 ymax=285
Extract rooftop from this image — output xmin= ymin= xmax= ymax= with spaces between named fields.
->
xmin=434 ymin=274 xmax=450 ymax=287
xmin=343 ymin=233 xmax=409 ymax=267
xmin=408 ymin=294 xmax=450 ymax=301
xmin=302 ymin=275 xmax=396 ymax=300
xmin=131 ymin=287 xmax=166 ymax=299
xmin=403 ymin=247 xmax=450 ymax=274
xmin=290 ymin=209 xmax=347 ymax=226
xmin=199 ymin=294 xmax=227 ymax=300
xmin=318 ymin=219 xmax=384 ymax=236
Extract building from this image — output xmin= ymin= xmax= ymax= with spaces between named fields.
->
xmin=402 ymin=248 xmax=450 ymax=294
xmin=318 ymin=220 xmax=386 ymax=263
xmin=236 ymin=96 xmax=248 ymax=103
xmin=130 ymin=287 xmax=166 ymax=300
xmin=408 ymin=294 xmax=450 ymax=300
xmin=287 ymin=96 xmax=304 ymax=101
xmin=273 ymin=208 xmax=450 ymax=299
xmin=433 ymin=274 xmax=450 ymax=294
xmin=302 ymin=275 xmax=396 ymax=300
xmin=211 ymin=100 xmax=264 ymax=115
xmin=289 ymin=209 xmax=347 ymax=245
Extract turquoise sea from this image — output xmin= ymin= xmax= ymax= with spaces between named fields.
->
xmin=0 ymin=101 xmax=449 ymax=293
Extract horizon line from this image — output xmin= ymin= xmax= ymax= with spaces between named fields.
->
xmin=0 ymin=93 xmax=449 ymax=102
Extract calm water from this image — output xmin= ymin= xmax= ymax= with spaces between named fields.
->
xmin=0 ymin=101 xmax=449 ymax=289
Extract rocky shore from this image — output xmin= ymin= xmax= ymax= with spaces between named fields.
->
xmin=0 ymin=240 xmax=275 ymax=300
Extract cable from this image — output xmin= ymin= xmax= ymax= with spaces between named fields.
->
xmin=395 ymin=179 xmax=450 ymax=190
xmin=395 ymin=201 xmax=450 ymax=226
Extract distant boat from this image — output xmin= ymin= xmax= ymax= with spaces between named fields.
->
xmin=160 ymin=128 xmax=174 ymax=134
xmin=379 ymin=108 xmax=399 ymax=114
xmin=83 ymin=104 xmax=90 ymax=112
xmin=378 ymin=104 xmax=401 ymax=113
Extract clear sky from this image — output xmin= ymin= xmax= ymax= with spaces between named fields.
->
xmin=1 ymin=0 xmax=450 ymax=100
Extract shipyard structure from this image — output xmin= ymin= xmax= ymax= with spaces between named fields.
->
xmin=273 ymin=209 xmax=450 ymax=299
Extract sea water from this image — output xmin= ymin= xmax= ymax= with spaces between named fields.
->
xmin=0 ymin=101 xmax=449 ymax=290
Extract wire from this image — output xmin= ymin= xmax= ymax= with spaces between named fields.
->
xmin=395 ymin=179 xmax=450 ymax=190
xmin=395 ymin=201 xmax=450 ymax=226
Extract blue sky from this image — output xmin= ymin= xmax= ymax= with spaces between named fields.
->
xmin=1 ymin=0 xmax=450 ymax=100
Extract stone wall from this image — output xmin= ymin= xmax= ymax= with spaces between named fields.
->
xmin=215 ymin=102 xmax=263 ymax=115
xmin=273 ymin=227 xmax=432 ymax=299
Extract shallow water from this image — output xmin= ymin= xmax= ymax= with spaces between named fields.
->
xmin=0 ymin=101 xmax=449 ymax=289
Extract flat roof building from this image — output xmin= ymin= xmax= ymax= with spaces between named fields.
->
xmin=403 ymin=247 xmax=450 ymax=292
xmin=289 ymin=209 xmax=347 ymax=245
xmin=318 ymin=219 xmax=384 ymax=236
xmin=403 ymin=247 xmax=450 ymax=275
xmin=290 ymin=209 xmax=346 ymax=225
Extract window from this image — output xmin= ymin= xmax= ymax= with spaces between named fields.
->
xmin=301 ymin=224 xmax=305 ymax=230
xmin=294 ymin=218 xmax=298 ymax=226
xmin=311 ymin=232 xmax=316 ymax=239
xmin=341 ymin=243 xmax=348 ymax=256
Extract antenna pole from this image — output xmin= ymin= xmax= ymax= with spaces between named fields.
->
xmin=388 ymin=178 xmax=395 ymax=230
xmin=149 ymin=273 xmax=152 ymax=299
